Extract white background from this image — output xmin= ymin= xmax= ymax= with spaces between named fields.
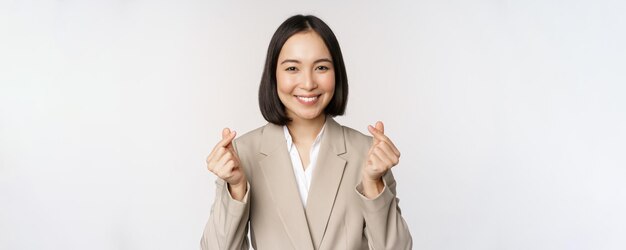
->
xmin=1 ymin=0 xmax=625 ymax=249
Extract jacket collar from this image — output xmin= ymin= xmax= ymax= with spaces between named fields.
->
xmin=257 ymin=116 xmax=347 ymax=249
xmin=260 ymin=116 xmax=346 ymax=156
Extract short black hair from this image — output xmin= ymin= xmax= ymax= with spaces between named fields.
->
xmin=258 ymin=15 xmax=349 ymax=125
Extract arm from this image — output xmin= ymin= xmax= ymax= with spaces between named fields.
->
xmin=200 ymin=179 xmax=250 ymax=250
xmin=200 ymin=129 xmax=250 ymax=250
xmin=356 ymin=171 xmax=412 ymax=250
xmin=358 ymin=121 xmax=412 ymax=249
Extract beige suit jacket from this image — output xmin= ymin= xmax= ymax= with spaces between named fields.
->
xmin=201 ymin=117 xmax=412 ymax=249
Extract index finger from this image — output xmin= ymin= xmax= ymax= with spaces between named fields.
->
xmin=368 ymin=125 xmax=390 ymax=143
xmin=208 ymin=130 xmax=236 ymax=158
xmin=368 ymin=125 xmax=400 ymax=156
xmin=217 ymin=130 xmax=236 ymax=148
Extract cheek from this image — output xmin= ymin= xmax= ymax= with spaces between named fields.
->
xmin=319 ymin=72 xmax=336 ymax=92
xmin=276 ymin=74 xmax=295 ymax=95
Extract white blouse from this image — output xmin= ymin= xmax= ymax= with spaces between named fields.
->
xmin=282 ymin=124 xmax=326 ymax=206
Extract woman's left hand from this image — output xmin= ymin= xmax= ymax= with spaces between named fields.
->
xmin=361 ymin=121 xmax=401 ymax=198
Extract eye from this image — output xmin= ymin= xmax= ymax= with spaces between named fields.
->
xmin=285 ymin=66 xmax=297 ymax=71
xmin=316 ymin=65 xmax=330 ymax=71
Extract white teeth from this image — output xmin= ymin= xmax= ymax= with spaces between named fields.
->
xmin=297 ymin=96 xmax=318 ymax=102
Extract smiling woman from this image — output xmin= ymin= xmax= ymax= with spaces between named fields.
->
xmin=201 ymin=15 xmax=412 ymax=250
xmin=258 ymin=15 xmax=349 ymax=127
xmin=277 ymin=31 xmax=336 ymax=128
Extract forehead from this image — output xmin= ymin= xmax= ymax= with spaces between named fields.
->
xmin=278 ymin=31 xmax=331 ymax=61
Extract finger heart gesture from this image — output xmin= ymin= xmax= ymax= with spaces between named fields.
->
xmin=363 ymin=121 xmax=401 ymax=182
xmin=206 ymin=128 xmax=247 ymax=200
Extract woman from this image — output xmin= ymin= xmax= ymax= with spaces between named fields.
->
xmin=201 ymin=15 xmax=412 ymax=250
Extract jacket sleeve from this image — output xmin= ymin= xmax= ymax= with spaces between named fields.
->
xmin=200 ymin=179 xmax=250 ymax=250
xmin=200 ymin=139 xmax=251 ymax=250
xmin=356 ymin=170 xmax=413 ymax=250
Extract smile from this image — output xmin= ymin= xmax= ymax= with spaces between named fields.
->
xmin=295 ymin=95 xmax=321 ymax=105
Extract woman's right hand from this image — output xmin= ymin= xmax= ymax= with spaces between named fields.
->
xmin=206 ymin=128 xmax=247 ymax=201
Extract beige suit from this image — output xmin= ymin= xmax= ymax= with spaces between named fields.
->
xmin=201 ymin=117 xmax=412 ymax=249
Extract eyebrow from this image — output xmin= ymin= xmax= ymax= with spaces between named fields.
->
xmin=280 ymin=58 xmax=333 ymax=65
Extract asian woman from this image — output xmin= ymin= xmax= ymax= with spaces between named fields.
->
xmin=201 ymin=14 xmax=412 ymax=250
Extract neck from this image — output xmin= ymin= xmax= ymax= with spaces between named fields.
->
xmin=286 ymin=114 xmax=326 ymax=144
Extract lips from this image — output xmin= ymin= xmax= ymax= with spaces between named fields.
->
xmin=295 ymin=94 xmax=321 ymax=105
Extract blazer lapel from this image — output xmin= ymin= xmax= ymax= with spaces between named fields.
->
xmin=258 ymin=122 xmax=314 ymax=250
xmin=305 ymin=117 xmax=347 ymax=249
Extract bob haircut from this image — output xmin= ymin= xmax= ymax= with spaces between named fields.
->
xmin=258 ymin=15 xmax=349 ymax=125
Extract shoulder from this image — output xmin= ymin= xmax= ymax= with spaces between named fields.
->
xmin=339 ymin=124 xmax=373 ymax=151
xmin=232 ymin=124 xmax=267 ymax=152
xmin=341 ymin=125 xmax=371 ymax=142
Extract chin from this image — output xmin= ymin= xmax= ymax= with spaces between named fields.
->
xmin=294 ymin=111 xmax=324 ymax=121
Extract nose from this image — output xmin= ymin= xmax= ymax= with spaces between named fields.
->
xmin=300 ymin=70 xmax=318 ymax=91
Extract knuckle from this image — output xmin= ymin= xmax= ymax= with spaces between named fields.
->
xmin=225 ymin=159 xmax=234 ymax=168
xmin=223 ymin=173 xmax=232 ymax=179
xmin=223 ymin=152 xmax=232 ymax=161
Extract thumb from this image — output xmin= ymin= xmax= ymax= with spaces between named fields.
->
xmin=368 ymin=121 xmax=384 ymax=145
xmin=221 ymin=128 xmax=236 ymax=149
xmin=375 ymin=121 xmax=384 ymax=134
xmin=222 ymin=128 xmax=231 ymax=140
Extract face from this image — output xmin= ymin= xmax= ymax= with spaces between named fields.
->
xmin=276 ymin=31 xmax=335 ymax=123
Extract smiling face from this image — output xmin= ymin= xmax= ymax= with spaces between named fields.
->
xmin=276 ymin=31 xmax=335 ymax=123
